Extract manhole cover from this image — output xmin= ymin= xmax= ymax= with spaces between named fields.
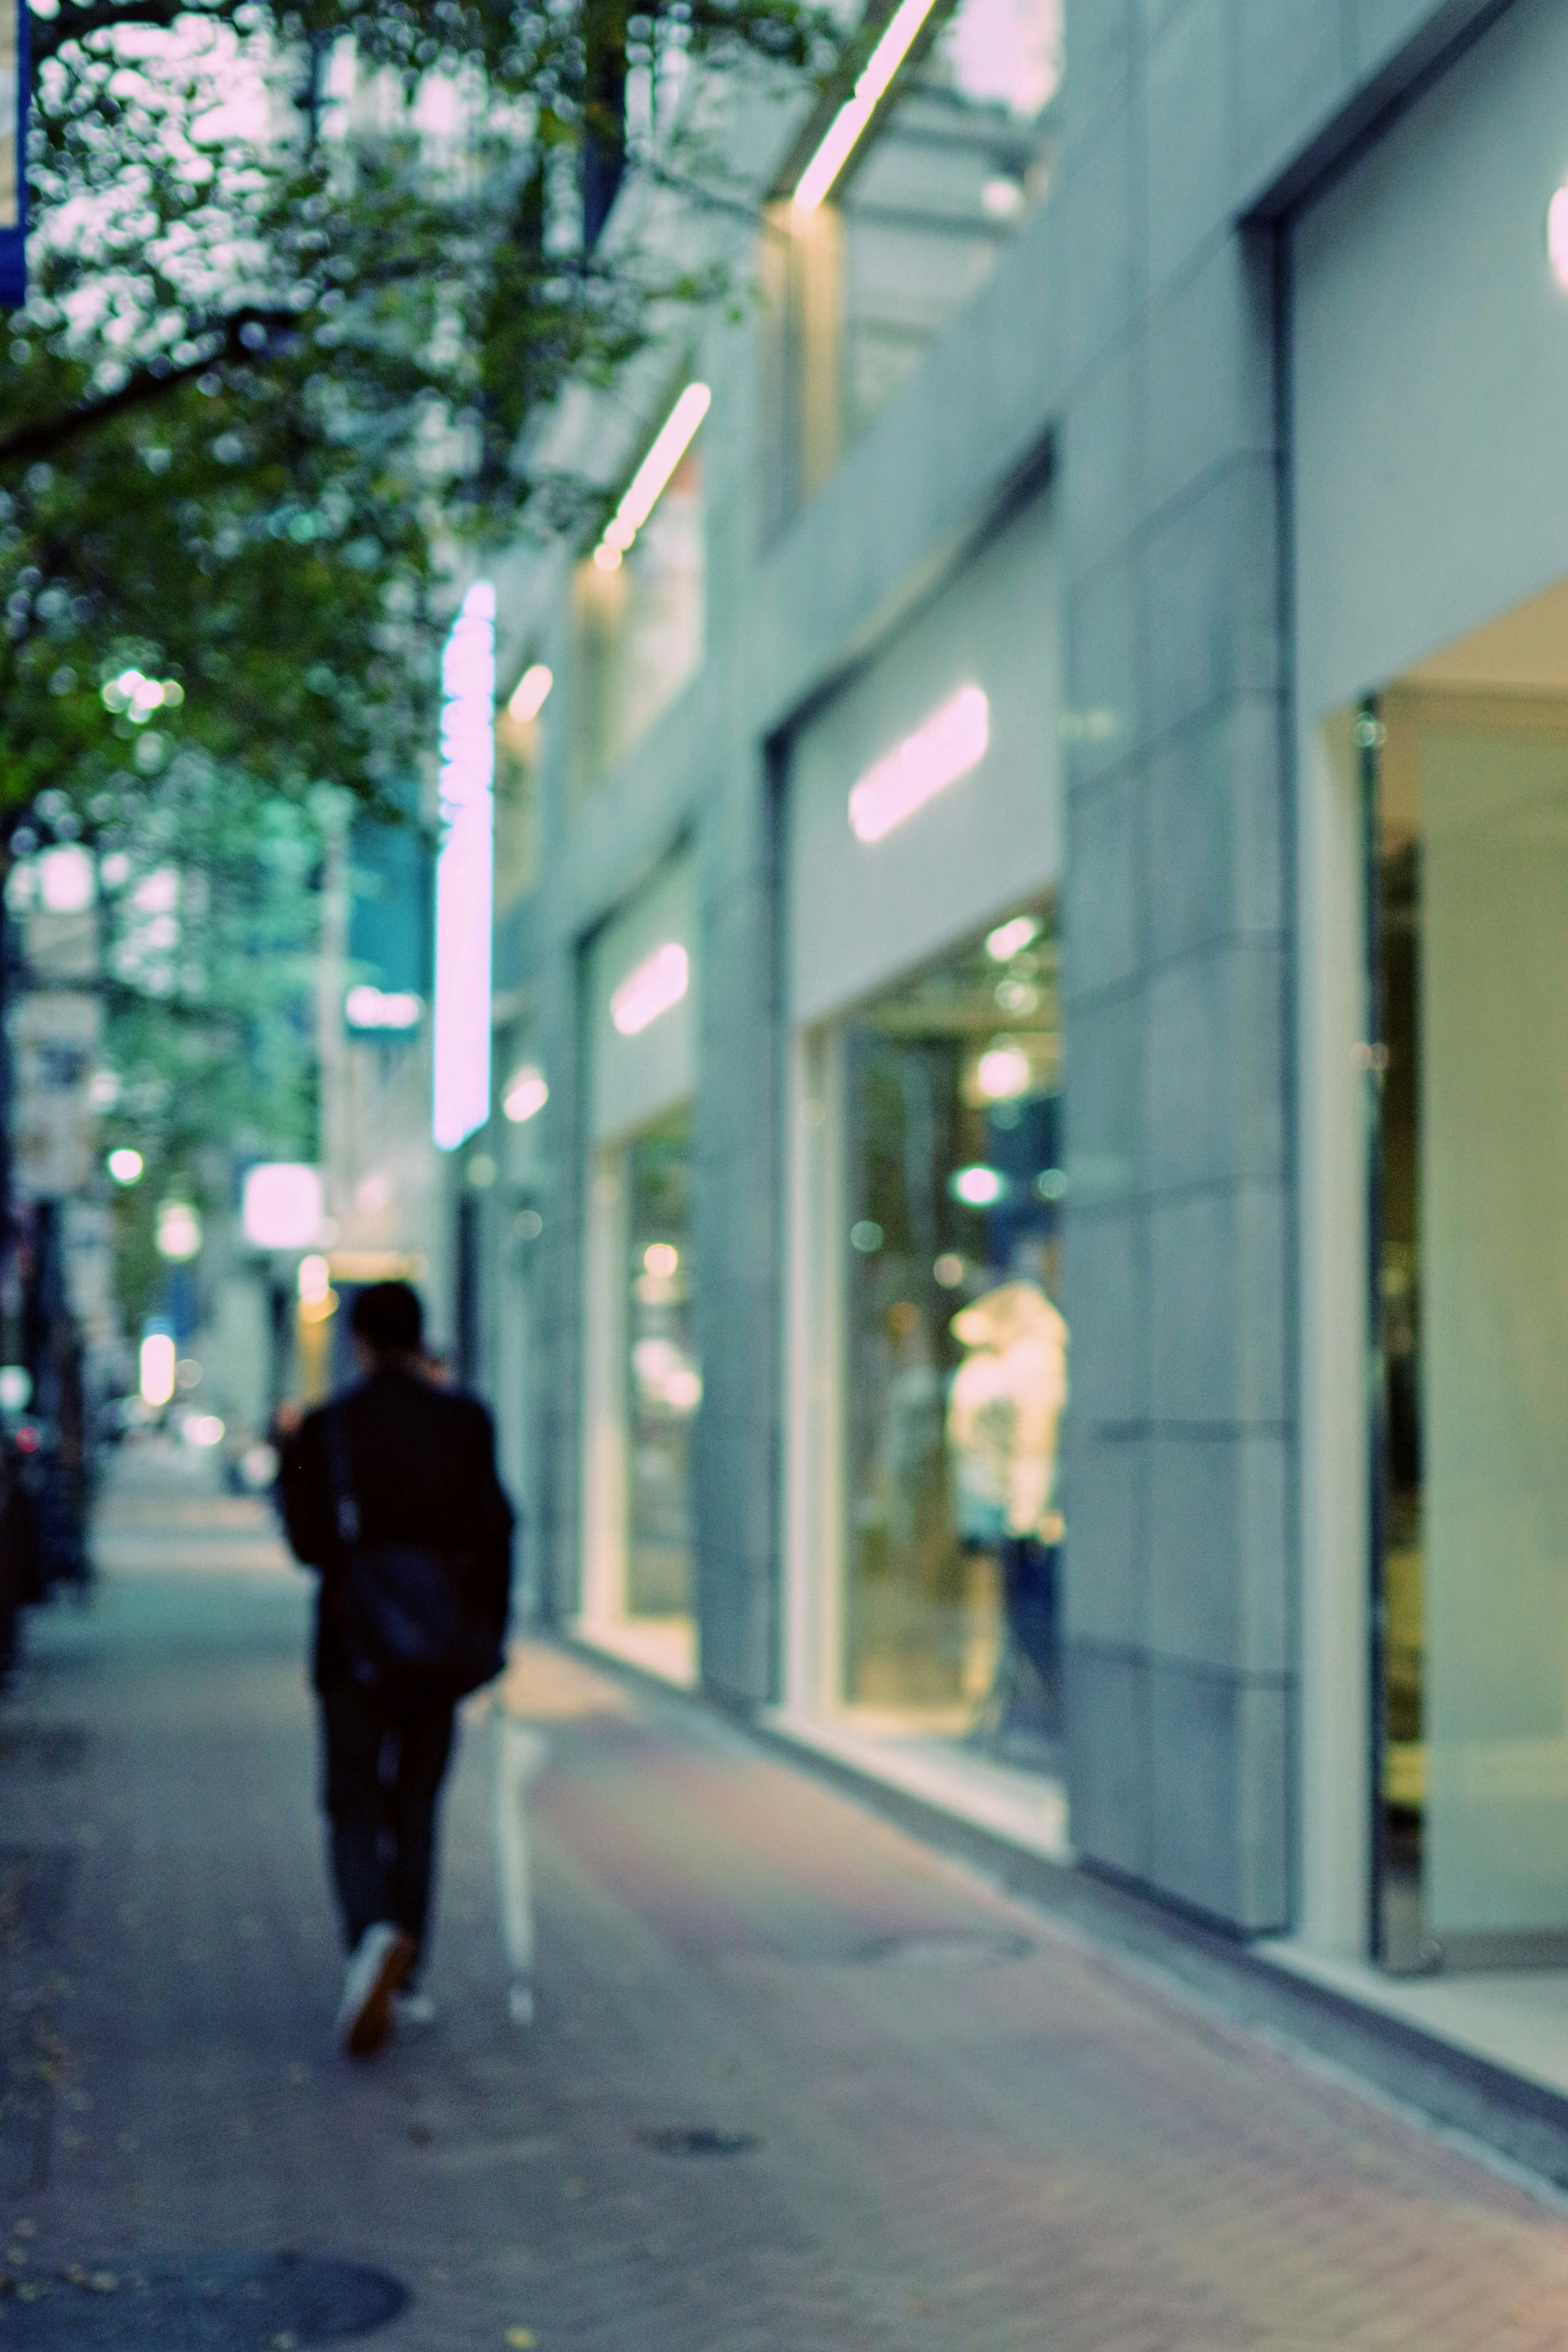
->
xmin=858 ymin=1930 xmax=1033 ymax=1967
xmin=0 ymin=2250 xmax=407 ymax=2347
xmin=636 ymin=2126 xmax=761 ymax=2158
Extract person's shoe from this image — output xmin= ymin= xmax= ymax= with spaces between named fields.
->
xmin=392 ymin=1987 xmax=437 ymax=2027
xmin=336 ymin=1923 xmax=417 ymax=2058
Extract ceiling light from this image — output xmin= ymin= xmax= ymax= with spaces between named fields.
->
xmin=794 ymin=0 xmax=942 ymax=210
xmin=508 ymin=664 xmax=553 ymax=723
xmin=298 ymin=1253 xmax=331 ymax=1304
xmin=849 ymin=686 xmax=989 ymax=843
xmin=594 ymin=384 xmax=710 ymax=569
xmin=950 ymin=1164 xmax=1006 ymax=1207
xmin=985 ymin=914 xmax=1039 ymax=962
xmin=976 ymin=1041 xmax=1032 ymax=1101
xmin=611 ymin=942 xmax=689 ymax=1036
xmin=1551 ymin=181 xmax=1568 ymax=289
xmin=981 ymin=176 xmax=1025 ymax=219
xmin=503 ymin=1066 xmax=549 ymax=1123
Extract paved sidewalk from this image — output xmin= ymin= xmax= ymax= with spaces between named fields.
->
xmin=1 ymin=1451 xmax=1567 ymax=2348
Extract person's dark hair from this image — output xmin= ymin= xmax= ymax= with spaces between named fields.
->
xmin=350 ymin=1280 xmax=424 ymax=1356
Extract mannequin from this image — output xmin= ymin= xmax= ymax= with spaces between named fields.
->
xmin=945 ymin=1278 xmax=1068 ymax=1697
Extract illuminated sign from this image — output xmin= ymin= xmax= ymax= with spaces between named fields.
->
xmin=610 ymin=942 xmax=689 ymax=1036
xmin=432 ymin=580 xmax=496 ymax=1150
xmin=242 ymin=1162 xmax=323 ymax=1251
xmin=848 ymin=686 xmax=989 ymax=844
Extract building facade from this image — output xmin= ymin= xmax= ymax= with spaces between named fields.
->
xmin=472 ymin=0 xmax=1568 ymax=1975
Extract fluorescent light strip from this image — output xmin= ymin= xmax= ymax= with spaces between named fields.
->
xmin=503 ymin=1065 xmax=549 ymax=1123
xmin=594 ymin=384 xmax=711 ymax=572
xmin=610 ymin=942 xmax=689 ymax=1036
xmin=508 ymin=662 xmax=553 ymax=723
xmin=432 ymin=580 xmax=497 ymax=1151
xmin=793 ymin=0 xmax=941 ymax=211
xmin=849 ymin=685 xmax=989 ymax=844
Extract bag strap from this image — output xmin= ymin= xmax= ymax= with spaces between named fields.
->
xmin=324 ymin=1407 xmax=361 ymax=1545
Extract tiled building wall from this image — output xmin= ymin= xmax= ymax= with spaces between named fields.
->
xmin=508 ymin=0 xmax=1508 ymax=1923
xmin=1057 ymin=0 xmax=1508 ymax=1929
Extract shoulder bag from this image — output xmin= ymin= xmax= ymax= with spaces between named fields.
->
xmin=325 ymin=1409 xmax=504 ymax=1697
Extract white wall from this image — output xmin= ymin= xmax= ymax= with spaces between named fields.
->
xmin=786 ymin=485 xmax=1061 ymax=1024
xmin=1294 ymin=0 xmax=1568 ymax=724
xmin=586 ymin=853 xmax=697 ymax=1145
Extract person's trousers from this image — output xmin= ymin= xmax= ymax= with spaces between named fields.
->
xmin=318 ymin=1681 xmax=457 ymax=1960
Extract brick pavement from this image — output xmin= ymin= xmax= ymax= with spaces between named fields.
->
xmin=0 ymin=1450 xmax=1566 ymax=2348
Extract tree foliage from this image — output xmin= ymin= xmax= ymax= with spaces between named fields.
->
xmin=0 ymin=0 xmax=827 ymax=818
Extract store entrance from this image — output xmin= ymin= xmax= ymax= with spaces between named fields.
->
xmin=838 ymin=902 xmax=1065 ymax=1762
xmin=580 ymin=1103 xmax=699 ymax=1685
xmin=1363 ymin=592 xmax=1568 ymax=1969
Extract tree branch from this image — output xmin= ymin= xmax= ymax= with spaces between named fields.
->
xmin=28 ymin=0 xmax=243 ymax=62
xmin=0 ymin=305 xmax=300 ymax=470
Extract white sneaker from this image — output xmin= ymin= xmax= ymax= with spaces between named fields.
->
xmin=392 ymin=1988 xmax=437 ymax=2027
xmin=336 ymin=1923 xmax=416 ymax=2058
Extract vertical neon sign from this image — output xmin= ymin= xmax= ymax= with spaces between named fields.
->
xmin=432 ymin=580 xmax=495 ymax=1150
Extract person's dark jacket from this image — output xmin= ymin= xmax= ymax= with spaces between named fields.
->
xmin=277 ymin=1366 xmax=515 ymax=1691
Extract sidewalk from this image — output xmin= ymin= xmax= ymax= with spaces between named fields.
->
xmin=2 ymin=1450 xmax=1568 ymax=2348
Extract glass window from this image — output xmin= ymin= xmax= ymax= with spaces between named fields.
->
xmin=492 ymin=706 xmax=541 ymax=912
xmin=581 ymin=1103 xmax=700 ymax=1687
xmin=624 ymin=1107 xmax=700 ymax=1625
xmin=759 ymin=0 xmax=1061 ymax=534
xmin=1369 ymin=689 xmax=1568 ymax=1969
xmin=569 ymin=449 xmax=704 ymax=803
xmin=839 ymin=903 xmax=1065 ymax=1757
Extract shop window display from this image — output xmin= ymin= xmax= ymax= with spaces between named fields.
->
xmin=842 ymin=905 xmax=1065 ymax=1751
xmin=624 ymin=1108 xmax=699 ymax=1624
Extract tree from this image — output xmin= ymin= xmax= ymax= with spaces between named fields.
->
xmin=0 ymin=0 xmax=828 ymax=823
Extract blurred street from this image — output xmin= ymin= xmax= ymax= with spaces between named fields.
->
xmin=1 ymin=1450 xmax=1568 ymax=2351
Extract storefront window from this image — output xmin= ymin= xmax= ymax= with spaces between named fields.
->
xmin=840 ymin=904 xmax=1065 ymax=1754
xmin=580 ymin=1103 xmax=699 ymax=1686
xmin=624 ymin=1108 xmax=699 ymax=1625
xmin=1370 ymin=685 xmax=1568 ymax=1969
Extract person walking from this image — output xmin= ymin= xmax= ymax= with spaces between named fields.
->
xmin=278 ymin=1281 xmax=514 ymax=2056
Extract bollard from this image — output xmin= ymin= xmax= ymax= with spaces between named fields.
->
xmin=493 ymin=1710 xmax=549 ymax=2025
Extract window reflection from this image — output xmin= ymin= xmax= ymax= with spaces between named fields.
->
xmin=625 ymin=1107 xmax=699 ymax=1628
xmin=842 ymin=904 xmax=1065 ymax=1756
xmin=570 ymin=449 xmax=704 ymax=803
